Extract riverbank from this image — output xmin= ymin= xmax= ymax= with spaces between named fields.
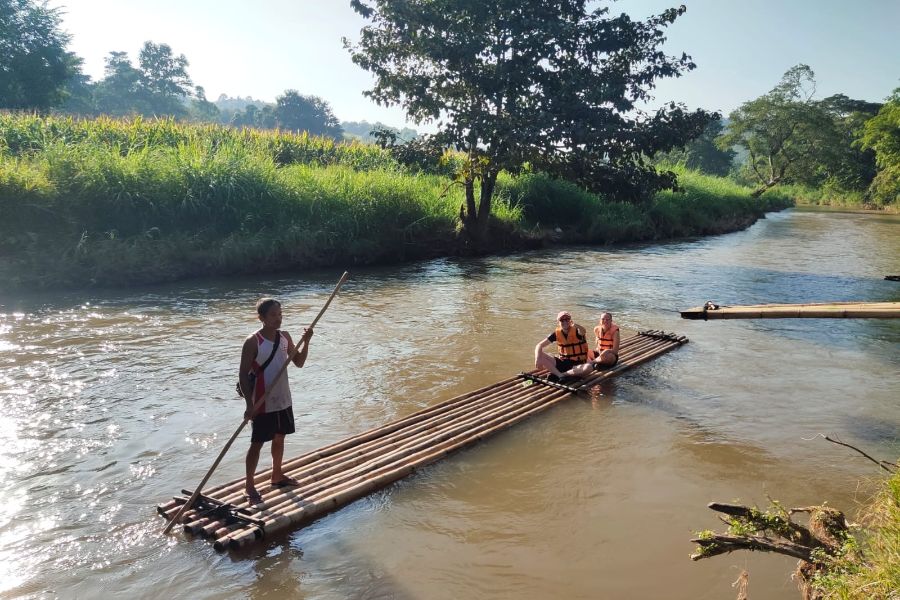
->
xmin=815 ymin=469 xmax=900 ymax=599
xmin=0 ymin=115 xmax=793 ymax=290
xmin=777 ymin=183 xmax=900 ymax=213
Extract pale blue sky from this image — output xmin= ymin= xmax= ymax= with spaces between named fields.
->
xmin=49 ymin=0 xmax=899 ymax=129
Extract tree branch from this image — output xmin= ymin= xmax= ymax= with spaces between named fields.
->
xmin=823 ymin=435 xmax=897 ymax=473
xmin=691 ymin=533 xmax=814 ymax=562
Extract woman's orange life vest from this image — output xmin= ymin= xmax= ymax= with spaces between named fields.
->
xmin=597 ymin=324 xmax=619 ymax=353
xmin=555 ymin=325 xmax=589 ymax=363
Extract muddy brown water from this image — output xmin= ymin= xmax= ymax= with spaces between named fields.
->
xmin=0 ymin=208 xmax=898 ymax=599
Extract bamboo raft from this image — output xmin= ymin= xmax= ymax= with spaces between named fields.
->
xmin=681 ymin=301 xmax=900 ymax=320
xmin=157 ymin=330 xmax=688 ymax=551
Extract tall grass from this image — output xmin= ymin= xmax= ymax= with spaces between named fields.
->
xmin=1 ymin=114 xmax=789 ymax=290
xmin=813 ymin=470 xmax=900 ymax=599
xmin=499 ymin=166 xmax=792 ymax=243
xmin=0 ymin=113 xmax=399 ymax=170
xmin=776 ymin=182 xmax=874 ymax=209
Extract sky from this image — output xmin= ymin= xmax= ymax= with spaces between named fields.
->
xmin=47 ymin=0 xmax=899 ymax=131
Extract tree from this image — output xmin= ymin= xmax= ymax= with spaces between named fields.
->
xmin=0 ymin=0 xmax=81 ymax=110
xmin=655 ymin=117 xmax=736 ymax=176
xmin=135 ymin=41 xmax=193 ymax=116
xmin=189 ymin=85 xmax=220 ymax=122
xmin=858 ymin=89 xmax=900 ymax=206
xmin=347 ymin=0 xmax=712 ymax=242
xmin=718 ymin=65 xmax=837 ymax=197
xmin=811 ymin=93 xmax=880 ymax=192
xmin=94 ymin=51 xmax=145 ymax=115
xmin=274 ymin=90 xmax=343 ymax=139
xmin=93 ymin=42 xmax=193 ymax=117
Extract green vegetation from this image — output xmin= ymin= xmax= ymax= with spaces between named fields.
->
xmin=813 ymin=470 xmax=900 ymax=599
xmin=858 ymin=90 xmax=900 ymax=206
xmin=0 ymin=115 xmax=790 ymax=290
xmin=691 ymin=468 xmax=899 ymax=600
xmin=0 ymin=0 xmax=80 ymax=111
xmin=716 ymin=65 xmax=893 ymax=208
xmin=348 ymin=0 xmax=713 ymax=243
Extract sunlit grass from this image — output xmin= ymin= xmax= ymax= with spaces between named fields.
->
xmin=813 ymin=470 xmax=900 ymax=599
xmin=0 ymin=114 xmax=789 ymax=289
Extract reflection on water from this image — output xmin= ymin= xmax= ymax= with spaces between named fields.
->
xmin=0 ymin=209 xmax=897 ymax=599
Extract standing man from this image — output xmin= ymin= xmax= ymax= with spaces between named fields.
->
xmin=534 ymin=310 xmax=589 ymax=381
xmin=239 ymin=298 xmax=313 ymax=504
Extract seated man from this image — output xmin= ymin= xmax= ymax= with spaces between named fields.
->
xmin=563 ymin=312 xmax=620 ymax=378
xmin=534 ymin=311 xmax=590 ymax=381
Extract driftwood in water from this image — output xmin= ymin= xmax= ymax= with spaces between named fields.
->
xmin=691 ymin=502 xmax=853 ymax=600
xmin=681 ymin=301 xmax=900 ymax=320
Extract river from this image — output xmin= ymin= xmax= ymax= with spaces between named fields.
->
xmin=1 ymin=208 xmax=898 ymax=599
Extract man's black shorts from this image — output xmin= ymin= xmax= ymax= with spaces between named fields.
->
xmin=554 ymin=357 xmax=581 ymax=372
xmin=251 ymin=406 xmax=295 ymax=443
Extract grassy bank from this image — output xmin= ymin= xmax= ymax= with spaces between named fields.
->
xmin=0 ymin=115 xmax=792 ymax=290
xmin=773 ymin=182 xmax=899 ymax=213
xmin=814 ymin=469 xmax=900 ymax=599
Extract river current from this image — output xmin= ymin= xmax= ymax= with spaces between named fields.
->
xmin=0 ymin=208 xmax=897 ymax=599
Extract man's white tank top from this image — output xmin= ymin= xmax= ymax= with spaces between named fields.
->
xmin=256 ymin=331 xmax=292 ymax=413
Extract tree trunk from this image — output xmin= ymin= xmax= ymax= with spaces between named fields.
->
xmin=459 ymin=171 xmax=498 ymax=246
xmin=472 ymin=171 xmax=497 ymax=241
xmin=460 ymin=177 xmax=477 ymax=231
xmin=751 ymin=177 xmax=780 ymax=198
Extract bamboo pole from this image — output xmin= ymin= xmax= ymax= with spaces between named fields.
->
xmin=162 ymin=271 xmax=350 ymax=535
xmin=681 ymin=301 xmax=900 ymax=320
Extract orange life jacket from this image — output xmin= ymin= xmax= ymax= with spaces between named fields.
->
xmin=555 ymin=325 xmax=589 ymax=363
xmin=598 ymin=324 xmax=619 ymax=352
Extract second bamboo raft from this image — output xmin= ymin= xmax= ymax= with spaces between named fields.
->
xmin=681 ymin=301 xmax=900 ymax=320
xmin=157 ymin=330 xmax=687 ymax=551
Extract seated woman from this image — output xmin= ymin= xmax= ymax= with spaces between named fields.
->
xmin=562 ymin=312 xmax=619 ymax=378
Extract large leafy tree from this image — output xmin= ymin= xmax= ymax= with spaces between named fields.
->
xmin=136 ymin=41 xmax=193 ymax=116
xmin=0 ymin=0 xmax=82 ymax=110
xmin=718 ymin=65 xmax=838 ymax=197
xmin=347 ymin=0 xmax=712 ymax=242
xmin=94 ymin=42 xmax=193 ymax=117
xmin=815 ymin=93 xmax=880 ymax=192
xmin=274 ymin=90 xmax=344 ymax=139
xmin=858 ymin=89 xmax=900 ymax=206
xmin=94 ymin=51 xmax=145 ymax=115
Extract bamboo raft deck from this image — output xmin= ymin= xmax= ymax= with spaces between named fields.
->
xmin=681 ymin=301 xmax=900 ymax=320
xmin=157 ymin=330 xmax=688 ymax=551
